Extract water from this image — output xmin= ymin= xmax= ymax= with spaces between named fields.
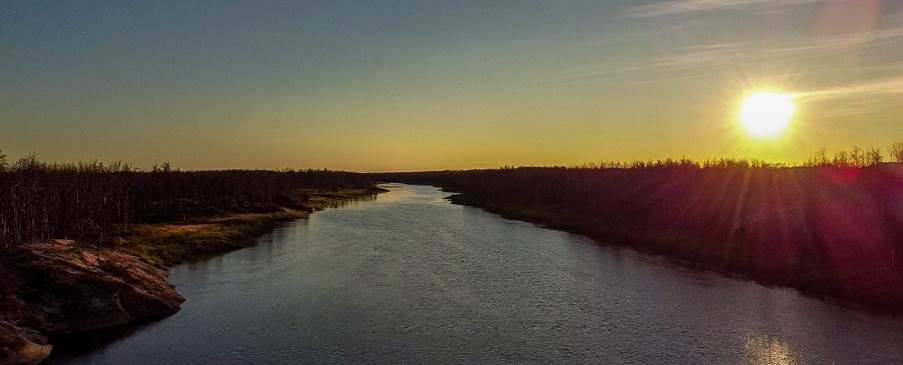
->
xmin=54 ymin=184 xmax=903 ymax=364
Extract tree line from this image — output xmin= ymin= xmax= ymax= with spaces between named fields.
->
xmin=803 ymin=142 xmax=903 ymax=167
xmin=566 ymin=142 xmax=903 ymax=170
xmin=375 ymin=141 xmax=903 ymax=311
xmin=0 ymin=152 xmax=374 ymax=246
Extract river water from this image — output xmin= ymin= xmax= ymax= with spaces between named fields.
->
xmin=55 ymin=184 xmax=903 ymax=364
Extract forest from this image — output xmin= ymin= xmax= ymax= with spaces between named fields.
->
xmin=0 ymin=152 xmax=374 ymax=247
xmin=4 ymin=145 xmax=903 ymax=311
xmin=377 ymin=143 xmax=903 ymax=312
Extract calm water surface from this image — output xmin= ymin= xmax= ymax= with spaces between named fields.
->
xmin=55 ymin=184 xmax=903 ymax=364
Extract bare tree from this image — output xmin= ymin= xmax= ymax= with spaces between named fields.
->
xmin=807 ymin=148 xmax=829 ymax=167
xmin=152 ymin=161 xmax=172 ymax=173
xmin=868 ymin=148 xmax=883 ymax=166
xmin=891 ymin=141 xmax=903 ymax=163
xmin=850 ymin=146 xmax=865 ymax=167
xmin=0 ymin=154 xmax=374 ymax=246
xmin=833 ymin=150 xmax=850 ymax=166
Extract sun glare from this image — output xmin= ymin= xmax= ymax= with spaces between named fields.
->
xmin=739 ymin=92 xmax=795 ymax=137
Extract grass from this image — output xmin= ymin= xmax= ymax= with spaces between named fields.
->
xmin=107 ymin=187 xmax=384 ymax=267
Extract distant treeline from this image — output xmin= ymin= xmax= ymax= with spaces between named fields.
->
xmin=0 ymin=152 xmax=373 ymax=246
xmin=376 ymin=143 xmax=903 ymax=311
xmin=568 ymin=142 xmax=903 ymax=169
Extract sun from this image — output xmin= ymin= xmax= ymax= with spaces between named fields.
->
xmin=739 ymin=91 xmax=795 ymax=137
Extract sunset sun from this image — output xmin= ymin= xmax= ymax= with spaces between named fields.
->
xmin=5 ymin=2 xmax=903 ymax=363
xmin=739 ymin=91 xmax=795 ymax=137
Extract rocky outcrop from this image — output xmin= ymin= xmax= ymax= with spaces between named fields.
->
xmin=0 ymin=240 xmax=184 ymax=364
xmin=0 ymin=321 xmax=51 ymax=365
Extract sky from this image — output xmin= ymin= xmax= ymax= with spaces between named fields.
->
xmin=2 ymin=0 xmax=902 ymax=171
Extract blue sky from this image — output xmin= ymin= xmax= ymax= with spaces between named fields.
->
xmin=2 ymin=0 xmax=902 ymax=171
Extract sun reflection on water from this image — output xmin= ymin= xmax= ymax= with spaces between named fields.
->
xmin=741 ymin=332 xmax=798 ymax=365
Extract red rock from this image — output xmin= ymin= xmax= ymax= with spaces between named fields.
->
xmin=0 ymin=241 xmax=184 ymax=364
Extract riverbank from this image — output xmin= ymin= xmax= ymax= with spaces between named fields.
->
xmin=116 ymin=187 xmax=387 ymax=266
xmin=377 ymin=165 xmax=903 ymax=315
xmin=445 ymin=191 xmax=903 ymax=315
xmin=0 ymin=186 xmax=385 ymax=365
xmin=49 ymin=184 xmax=903 ymax=364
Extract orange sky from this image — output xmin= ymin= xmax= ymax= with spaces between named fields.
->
xmin=2 ymin=1 xmax=902 ymax=171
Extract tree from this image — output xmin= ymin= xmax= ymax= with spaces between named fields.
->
xmin=850 ymin=146 xmax=865 ymax=167
xmin=808 ymin=148 xmax=829 ymax=166
xmin=891 ymin=141 xmax=903 ymax=163
xmin=0 ymin=149 xmax=7 ymax=171
xmin=833 ymin=150 xmax=849 ymax=166
xmin=868 ymin=148 xmax=883 ymax=166
xmin=152 ymin=161 xmax=172 ymax=173
xmin=15 ymin=153 xmax=42 ymax=171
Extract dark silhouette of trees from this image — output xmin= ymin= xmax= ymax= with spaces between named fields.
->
xmin=892 ymin=141 xmax=903 ymax=163
xmin=376 ymin=144 xmax=903 ymax=312
xmin=805 ymin=144 xmax=896 ymax=167
xmin=0 ymin=154 xmax=373 ymax=247
xmin=849 ymin=146 xmax=864 ymax=166
xmin=868 ymin=148 xmax=883 ymax=166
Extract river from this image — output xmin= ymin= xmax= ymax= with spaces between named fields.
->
xmin=54 ymin=184 xmax=903 ymax=364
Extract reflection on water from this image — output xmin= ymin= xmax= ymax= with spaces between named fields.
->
xmin=742 ymin=333 xmax=797 ymax=365
xmin=313 ymin=191 xmax=378 ymax=210
xmin=53 ymin=184 xmax=903 ymax=364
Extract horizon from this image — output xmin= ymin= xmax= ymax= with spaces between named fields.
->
xmin=3 ymin=1 xmax=903 ymax=171
xmin=5 ymin=3 xmax=903 ymax=362
xmin=2 ymin=145 xmax=901 ymax=173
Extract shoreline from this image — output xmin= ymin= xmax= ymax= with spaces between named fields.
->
xmin=118 ymin=186 xmax=387 ymax=267
xmin=0 ymin=186 xmax=386 ymax=365
xmin=444 ymin=191 xmax=903 ymax=317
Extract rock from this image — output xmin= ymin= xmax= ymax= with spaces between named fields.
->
xmin=0 ymin=241 xmax=184 ymax=363
xmin=0 ymin=321 xmax=51 ymax=365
